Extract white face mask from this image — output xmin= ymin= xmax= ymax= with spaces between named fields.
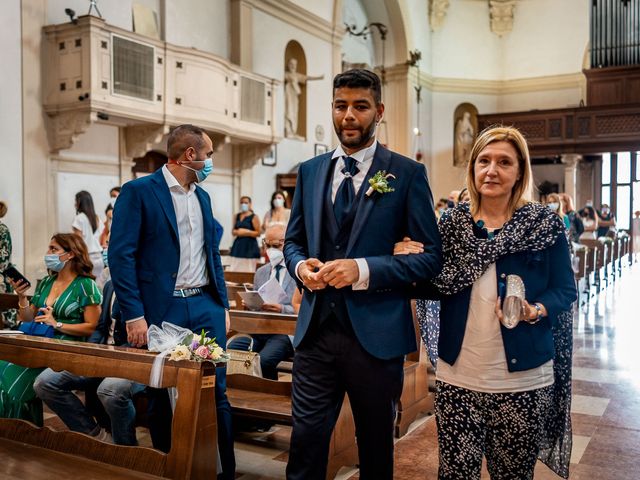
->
xmin=273 ymin=198 xmax=285 ymax=209
xmin=267 ymin=248 xmax=284 ymax=267
xmin=548 ymin=202 xmax=560 ymax=211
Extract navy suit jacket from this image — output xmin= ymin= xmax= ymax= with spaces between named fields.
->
xmin=437 ymin=227 xmax=577 ymax=372
xmin=108 ymin=168 xmax=229 ymax=325
xmin=284 ymin=144 xmax=442 ymax=359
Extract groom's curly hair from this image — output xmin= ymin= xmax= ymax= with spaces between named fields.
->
xmin=333 ymin=69 xmax=382 ymax=105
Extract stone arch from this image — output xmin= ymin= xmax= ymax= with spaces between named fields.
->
xmin=284 ymin=40 xmax=308 ymax=140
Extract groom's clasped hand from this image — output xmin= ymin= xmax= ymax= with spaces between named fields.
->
xmin=298 ymin=258 xmax=360 ymax=290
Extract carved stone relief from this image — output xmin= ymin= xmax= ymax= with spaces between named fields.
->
xmin=489 ymin=0 xmax=516 ymax=36
xmin=429 ymin=0 xmax=450 ymax=32
xmin=124 ymin=124 xmax=170 ymax=159
xmin=47 ymin=111 xmax=92 ymax=153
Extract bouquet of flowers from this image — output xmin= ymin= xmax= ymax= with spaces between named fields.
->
xmin=168 ymin=329 xmax=230 ymax=363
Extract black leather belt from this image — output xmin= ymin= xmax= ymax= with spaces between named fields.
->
xmin=173 ymin=287 xmax=204 ymax=298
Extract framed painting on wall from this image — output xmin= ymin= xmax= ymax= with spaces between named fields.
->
xmin=261 ymin=145 xmax=277 ymax=167
xmin=314 ymin=144 xmax=328 ymax=156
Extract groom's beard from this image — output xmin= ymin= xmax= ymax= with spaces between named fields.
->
xmin=334 ymin=118 xmax=376 ymax=150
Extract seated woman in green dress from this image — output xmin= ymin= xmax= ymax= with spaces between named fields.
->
xmin=1 ymin=233 xmax=101 ymax=425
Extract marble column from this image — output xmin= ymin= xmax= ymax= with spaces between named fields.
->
xmin=561 ymin=153 xmax=581 ymax=206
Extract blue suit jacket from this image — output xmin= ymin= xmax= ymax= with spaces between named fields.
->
xmin=108 ymin=168 xmax=229 ymax=325
xmin=253 ymin=262 xmax=297 ymax=315
xmin=284 ymin=144 xmax=443 ymax=359
xmin=437 ymin=228 xmax=577 ymax=372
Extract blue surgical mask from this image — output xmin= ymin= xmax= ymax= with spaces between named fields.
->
xmin=240 ymin=203 xmax=250 ymax=213
xmin=182 ymin=157 xmax=213 ymax=183
xmin=44 ymin=253 xmax=66 ymax=272
xmin=548 ymin=202 xmax=559 ymax=211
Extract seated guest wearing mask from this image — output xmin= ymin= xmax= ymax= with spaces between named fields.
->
xmin=1 ymin=233 xmax=101 ymax=426
xmin=228 ymin=224 xmax=295 ymax=380
xmin=596 ymin=203 xmax=616 ymax=237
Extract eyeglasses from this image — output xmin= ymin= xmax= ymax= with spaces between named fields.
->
xmin=263 ymin=239 xmax=285 ymax=248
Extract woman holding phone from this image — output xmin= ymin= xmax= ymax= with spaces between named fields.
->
xmin=0 ymin=233 xmax=101 ymax=425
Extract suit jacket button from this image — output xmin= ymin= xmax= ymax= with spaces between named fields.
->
xmin=330 ymin=302 xmax=336 ymax=308
xmin=335 ymin=245 xmax=341 ymax=250
xmin=511 ymin=358 xmax=517 ymax=364
xmin=171 ymin=273 xmax=177 ymax=278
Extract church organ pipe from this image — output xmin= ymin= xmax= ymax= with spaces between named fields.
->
xmin=591 ymin=0 xmax=640 ymax=67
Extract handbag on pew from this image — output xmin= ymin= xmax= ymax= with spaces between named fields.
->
xmin=18 ymin=320 xmax=55 ymax=338
xmin=226 ymin=333 xmax=263 ymax=377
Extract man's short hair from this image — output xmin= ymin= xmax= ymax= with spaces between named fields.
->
xmin=110 ymin=186 xmax=121 ymax=194
xmin=333 ymin=69 xmax=382 ymax=105
xmin=167 ymin=124 xmax=206 ymax=160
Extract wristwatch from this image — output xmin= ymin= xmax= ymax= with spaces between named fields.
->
xmin=55 ymin=321 xmax=63 ymax=330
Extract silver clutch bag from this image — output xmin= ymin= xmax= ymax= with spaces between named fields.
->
xmin=501 ymin=274 xmax=525 ymax=329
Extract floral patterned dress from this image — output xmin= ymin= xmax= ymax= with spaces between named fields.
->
xmin=0 ymin=221 xmax=17 ymax=328
xmin=0 ymin=275 xmax=101 ymax=425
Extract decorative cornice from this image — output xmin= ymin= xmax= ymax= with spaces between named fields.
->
xmin=124 ymin=124 xmax=170 ymax=159
xmin=243 ymin=0 xmax=342 ymax=45
xmin=421 ymin=72 xmax=585 ymax=95
xmin=429 ymin=0 xmax=450 ymax=32
xmin=47 ymin=110 xmax=92 ymax=153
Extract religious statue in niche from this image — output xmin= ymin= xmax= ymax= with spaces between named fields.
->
xmin=453 ymin=103 xmax=479 ymax=167
xmin=284 ymin=58 xmax=324 ymax=139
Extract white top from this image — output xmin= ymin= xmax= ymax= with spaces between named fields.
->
xmin=162 ymin=165 xmax=209 ymax=289
xmin=436 ymin=263 xmax=554 ymax=393
xmin=72 ymin=212 xmax=104 ymax=254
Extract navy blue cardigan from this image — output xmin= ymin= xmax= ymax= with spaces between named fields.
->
xmin=437 ymin=225 xmax=577 ymax=373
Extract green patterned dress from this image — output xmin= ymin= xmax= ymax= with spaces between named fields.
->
xmin=0 ymin=275 xmax=101 ymax=425
xmin=0 ymin=221 xmax=17 ymax=328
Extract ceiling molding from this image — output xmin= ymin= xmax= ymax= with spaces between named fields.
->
xmin=244 ymin=0 xmax=343 ymax=45
xmin=416 ymin=71 xmax=585 ymax=95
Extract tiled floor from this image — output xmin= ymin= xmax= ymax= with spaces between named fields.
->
xmin=42 ymin=258 xmax=640 ymax=479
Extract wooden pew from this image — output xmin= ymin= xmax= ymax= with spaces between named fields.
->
xmin=0 ymin=336 xmax=218 ymax=480
xmin=223 ymin=271 xmax=256 ymax=285
xmin=227 ymin=309 xmax=358 ymax=479
xmin=581 ymin=239 xmax=608 ymax=290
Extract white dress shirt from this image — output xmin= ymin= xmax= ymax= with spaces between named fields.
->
xmin=162 ymin=165 xmax=209 ymax=289
xmin=296 ymin=141 xmax=378 ymax=290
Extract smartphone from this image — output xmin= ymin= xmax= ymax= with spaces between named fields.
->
xmin=2 ymin=266 xmax=31 ymax=289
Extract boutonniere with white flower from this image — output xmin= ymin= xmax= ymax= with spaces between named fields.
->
xmin=366 ymin=170 xmax=396 ymax=197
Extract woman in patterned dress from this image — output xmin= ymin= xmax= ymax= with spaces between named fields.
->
xmin=397 ymin=126 xmax=577 ymax=479
xmin=0 ymin=233 xmax=101 ymax=425
xmin=0 ymin=201 xmax=17 ymax=328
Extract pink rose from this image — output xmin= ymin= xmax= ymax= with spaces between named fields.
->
xmin=195 ymin=346 xmax=210 ymax=359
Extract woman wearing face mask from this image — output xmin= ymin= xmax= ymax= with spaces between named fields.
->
xmin=596 ymin=203 xmax=616 ymax=238
xmin=229 ymin=196 xmax=261 ymax=272
xmin=72 ymin=190 xmax=104 ymax=280
xmin=262 ymin=190 xmax=291 ymax=232
xmin=0 ymin=233 xmax=101 ymax=425
xmin=544 ymin=193 xmax=570 ymax=231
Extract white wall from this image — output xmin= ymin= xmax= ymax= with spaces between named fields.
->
xmin=165 ymin=0 xmax=229 ymax=59
xmin=250 ymin=8 xmax=335 ymax=220
xmin=0 ymin=0 xmax=24 ymax=270
xmin=431 ymin=0 xmax=502 ymax=80
xmin=503 ymin=0 xmax=589 ymax=79
xmin=290 ymin=0 xmax=334 ymax=22
xmin=531 ymin=164 xmax=566 ymax=200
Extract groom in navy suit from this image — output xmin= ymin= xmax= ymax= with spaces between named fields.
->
xmin=284 ymin=69 xmax=442 ymax=479
xmin=108 ymin=124 xmax=234 ymax=478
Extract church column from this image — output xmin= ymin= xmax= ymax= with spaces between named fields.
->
xmin=561 ymin=154 xmax=581 ymax=205
xmin=383 ymin=63 xmax=412 ymax=156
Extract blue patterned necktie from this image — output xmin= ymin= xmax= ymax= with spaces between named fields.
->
xmin=333 ymin=156 xmax=360 ymax=226
xmin=275 ymin=264 xmax=283 ymax=282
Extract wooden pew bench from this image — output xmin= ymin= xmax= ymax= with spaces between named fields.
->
xmin=227 ymin=309 xmax=358 ymax=479
xmin=0 ymin=335 xmax=219 ymax=479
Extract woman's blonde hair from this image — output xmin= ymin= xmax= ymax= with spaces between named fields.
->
xmin=466 ymin=125 xmax=534 ymax=216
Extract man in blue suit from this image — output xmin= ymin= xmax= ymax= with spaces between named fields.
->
xmin=284 ymin=69 xmax=443 ymax=479
xmin=108 ymin=124 xmax=234 ymax=478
